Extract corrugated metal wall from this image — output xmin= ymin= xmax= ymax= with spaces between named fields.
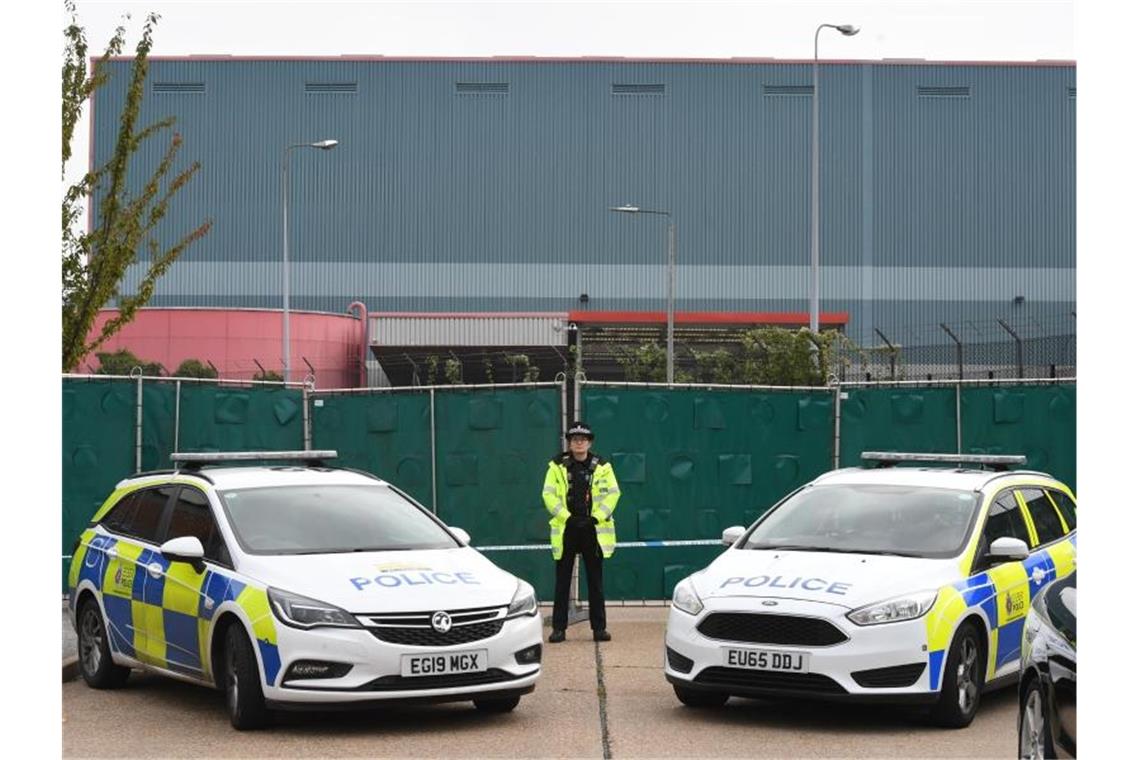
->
xmin=93 ymin=59 xmax=1075 ymax=344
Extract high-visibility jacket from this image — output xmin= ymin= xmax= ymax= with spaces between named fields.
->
xmin=542 ymin=452 xmax=620 ymax=560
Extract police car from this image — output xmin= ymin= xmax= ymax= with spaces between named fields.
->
xmin=664 ymin=452 xmax=1077 ymax=727
xmin=67 ymin=451 xmax=543 ymax=729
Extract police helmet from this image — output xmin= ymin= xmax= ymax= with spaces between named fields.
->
xmin=565 ymin=421 xmax=594 ymax=440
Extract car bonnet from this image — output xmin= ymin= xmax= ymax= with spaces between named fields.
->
xmin=239 ymin=547 xmax=521 ymax=613
xmin=691 ymin=548 xmax=960 ymax=610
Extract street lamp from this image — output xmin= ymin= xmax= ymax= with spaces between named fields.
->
xmin=282 ymin=139 xmax=338 ymax=382
xmin=811 ymin=23 xmax=859 ymax=334
xmin=609 ymin=204 xmax=676 ymax=384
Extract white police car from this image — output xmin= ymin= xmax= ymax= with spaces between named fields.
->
xmin=68 ymin=451 xmax=542 ymax=729
xmin=665 ymin=452 xmax=1077 ymax=727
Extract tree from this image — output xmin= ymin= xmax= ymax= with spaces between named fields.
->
xmin=62 ymin=1 xmax=212 ymax=371
xmin=173 ymin=358 xmax=218 ymax=378
xmin=95 ymin=348 xmax=163 ymax=376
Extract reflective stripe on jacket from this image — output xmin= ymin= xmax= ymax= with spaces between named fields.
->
xmin=542 ymin=453 xmax=621 ymax=560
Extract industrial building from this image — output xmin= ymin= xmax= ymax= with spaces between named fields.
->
xmin=84 ymin=56 xmax=1076 ymax=385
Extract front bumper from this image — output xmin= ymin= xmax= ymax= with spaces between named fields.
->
xmin=664 ymin=600 xmax=940 ymax=704
xmin=262 ymin=611 xmax=543 ymax=705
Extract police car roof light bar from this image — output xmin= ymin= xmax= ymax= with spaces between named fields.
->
xmin=861 ymin=451 xmax=1027 ymax=470
xmin=171 ymin=450 xmax=339 ymax=469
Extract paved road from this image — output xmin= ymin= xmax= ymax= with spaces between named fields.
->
xmin=63 ymin=607 xmax=1017 ymax=758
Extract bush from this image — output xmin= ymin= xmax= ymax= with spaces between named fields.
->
xmin=253 ymin=370 xmax=284 ymax=382
xmin=95 ymin=348 xmax=164 ymax=377
xmin=173 ymin=358 xmax=217 ymax=378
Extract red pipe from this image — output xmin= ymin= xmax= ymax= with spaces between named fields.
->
xmin=347 ymin=301 xmax=368 ymax=388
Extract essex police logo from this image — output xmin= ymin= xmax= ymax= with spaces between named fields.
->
xmin=112 ymin=564 xmax=135 ymax=594
xmin=1005 ymin=590 xmax=1026 ymax=617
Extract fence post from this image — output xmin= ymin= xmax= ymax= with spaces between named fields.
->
xmin=940 ymin=323 xmax=964 ymax=380
xmin=997 ymin=319 xmax=1024 ymax=378
xmin=132 ymin=368 xmax=144 ymax=473
xmin=873 ymin=328 xmax=897 ymax=380
xmin=429 ymin=387 xmax=438 ymax=514
xmin=955 ymin=381 xmax=962 ymax=455
xmin=302 ymin=379 xmax=312 ymax=451
xmin=174 ymin=380 xmax=182 ymax=455
xmin=832 ymin=379 xmax=842 ymax=470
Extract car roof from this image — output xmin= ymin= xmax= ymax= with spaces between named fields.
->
xmin=121 ymin=466 xmax=390 ymax=491
xmin=812 ymin=466 xmax=1054 ymax=491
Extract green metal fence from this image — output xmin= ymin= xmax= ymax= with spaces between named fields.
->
xmin=61 ymin=376 xmax=1075 ymax=598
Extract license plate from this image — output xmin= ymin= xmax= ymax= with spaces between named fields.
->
xmin=723 ymin=648 xmax=810 ymax=672
xmin=400 ymin=650 xmax=488 ymax=677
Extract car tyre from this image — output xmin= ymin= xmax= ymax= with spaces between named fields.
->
xmin=673 ymin=684 xmax=729 ymax=708
xmin=473 ymin=695 xmax=521 ymax=713
xmin=930 ymin=623 xmax=983 ymax=728
xmin=224 ymin=624 xmax=270 ymax=730
xmin=1019 ymin=679 xmax=1057 ymax=759
xmin=77 ymin=599 xmax=131 ymax=689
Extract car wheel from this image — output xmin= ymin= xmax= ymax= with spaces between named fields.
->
xmin=473 ymin=695 xmax=521 ymax=713
xmin=223 ymin=624 xmax=270 ymax=730
xmin=930 ymin=623 xmax=983 ymax=728
xmin=673 ymin=684 xmax=729 ymax=708
xmin=1019 ymin=679 xmax=1057 ymax=759
xmin=77 ymin=599 xmax=131 ymax=689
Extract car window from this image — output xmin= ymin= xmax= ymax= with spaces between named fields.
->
xmin=217 ymin=484 xmax=460 ymax=555
xmin=167 ymin=486 xmax=230 ymax=566
xmin=1021 ymin=488 xmax=1067 ymax=544
xmin=101 ymin=486 xmax=174 ymax=544
xmin=981 ymin=490 xmax=1032 ymax=552
xmin=738 ymin=484 xmax=980 ymax=558
xmin=1046 ymin=489 xmax=1076 ymax=531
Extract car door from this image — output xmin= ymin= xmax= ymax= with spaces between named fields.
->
xmin=98 ymin=485 xmax=176 ymax=664
xmin=973 ymin=489 xmax=1034 ymax=679
xmin=155 ymin=484 xmax=235 ymax=680
xmin=1016 ymin=487 xmax=1075 ymax=597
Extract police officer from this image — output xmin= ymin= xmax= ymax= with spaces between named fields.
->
xmin=542 ymin=421 xmax=621 ymax=643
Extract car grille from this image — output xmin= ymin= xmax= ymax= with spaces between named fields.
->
xmin=362 ymin=605 xmax=506 ymax=647
xmin=360 ymin=668 xmax=517 ymax=691
xmin=697 ymin=613 xmax=847 ymax=646
xmin=694 ymin=666 xmax=847 ymax=695
xmin=851 ymin=663 xmax=927 ymax=688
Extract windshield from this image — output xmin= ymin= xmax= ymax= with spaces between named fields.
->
xmin=218 ymin=484 xmax=459 ymax=555
xmin=740 ymin=484 xmax=981 ymax=558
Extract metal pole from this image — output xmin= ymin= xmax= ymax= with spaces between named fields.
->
xmin=955 ymin=382 xmax=962 ymax=455
xmin=874 ymin=327 xmax=897 ymax=380
xmin=135 ymin=374 xmax=143 ymax=473
xmin=282 ymin=148 xmax=292 ymax=384
xmin=174 ymin=380 xmax=181 ymax=455
xmin=832 ymin=382 xmax=842 ymax=469
xmin=997 ymin=319 xmax=1024 ymax=379
xmin=941 ymin=323 xmax=964 ymax=380
xmin=810 ymin=25 xmax=822 ymax=334
xmin=667 ymin=219 xmax=676 ymax=384
xmin=429 ymin=387 xmax=438 ymax=514
xmin=302 ymin=380 xmax=312 ymax=450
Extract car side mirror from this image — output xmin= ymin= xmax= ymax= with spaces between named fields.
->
xmin=985 ymin=536 xmax=1029 ymax=564
xmin=161 ymin=536 xmax=205 ymax=568
xmin=449 ymin=527 xmax=471 ymax=546
xmin=721 ymin=526 xmax=746 ymax=547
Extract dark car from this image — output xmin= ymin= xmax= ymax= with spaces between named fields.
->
xmin=1018 ymin=570 xmax=1076 ymax=758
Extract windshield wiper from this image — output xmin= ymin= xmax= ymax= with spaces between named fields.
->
xmin=749 ymin=543 xmax=851 ymax=553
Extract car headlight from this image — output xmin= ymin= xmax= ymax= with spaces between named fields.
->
xmin=847 ymin=590 xmax=938 ymax=626
xmin=506 ymin=580 xmax=538 ymax=618
xmin=268 ymin=587 xmax=361 ymax=629
xmin=671 ymin=577 xmax=704 ymax=616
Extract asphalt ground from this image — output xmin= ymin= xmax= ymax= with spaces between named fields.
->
xmin=62 ymin=606 xmax=1018 ymax=758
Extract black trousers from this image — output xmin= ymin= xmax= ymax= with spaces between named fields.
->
xmin=552 ymin=522 xmax=606 ymax=632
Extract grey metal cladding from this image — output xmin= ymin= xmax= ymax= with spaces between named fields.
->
xmin=92 ymin=59 xmax=1074 ymax=323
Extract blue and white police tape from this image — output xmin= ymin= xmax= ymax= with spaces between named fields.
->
xmin=475 ymin=539 xmax=722 ymax=552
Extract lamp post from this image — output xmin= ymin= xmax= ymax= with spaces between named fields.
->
xmin=282 ymin=139 xmax=338 ymax=382
xmin=609 ymin=205 xmax=675 ymax=384
xmin=811 ymin=23 xmax=859 ymax=334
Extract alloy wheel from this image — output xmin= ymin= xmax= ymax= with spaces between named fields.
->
xmin=1020 ymin=689 xmax=1046 ymax=759
xmin=956 ymin=635 xmax=979 ymax=714
xmin=79 ymin=607 xmax=103 ymax=676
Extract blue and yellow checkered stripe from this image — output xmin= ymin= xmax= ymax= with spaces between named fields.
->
xmin=925 ymin=534 xmax=1075 ymax=690
xmin=67 ymin=530 xmax=281 ymax=686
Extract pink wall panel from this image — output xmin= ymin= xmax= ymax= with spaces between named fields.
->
xmin=77 ymin=308 xmax=365 ymax=388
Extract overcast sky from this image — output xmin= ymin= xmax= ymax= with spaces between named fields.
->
xmin=71 ymin=0 xmax=1074 ymax=60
